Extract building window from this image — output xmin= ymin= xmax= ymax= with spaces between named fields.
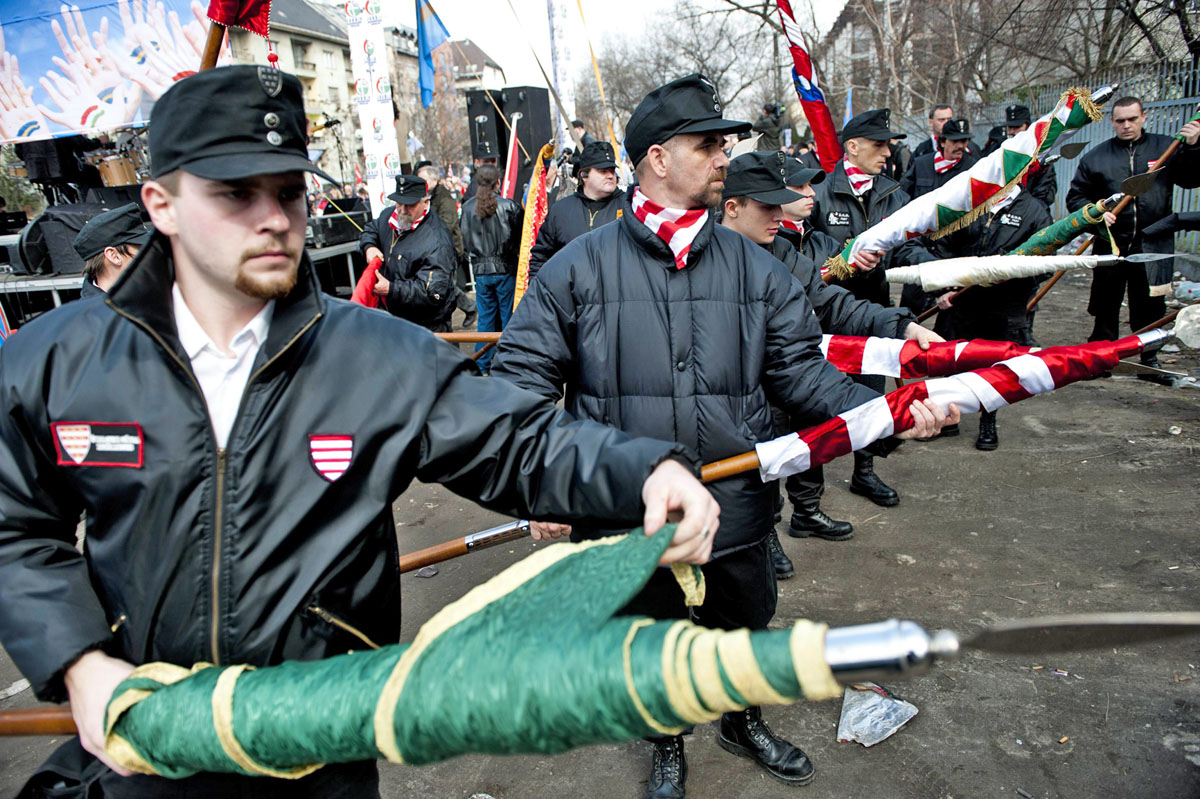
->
xmin=324 ymin=50 xmax=336 ymax=69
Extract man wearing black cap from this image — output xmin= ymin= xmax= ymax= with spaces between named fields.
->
xmin=72 ymin=203 xmax=152 ymax=298
xmin=492 ymin=75 xmax=951 ymax=799
xmin=0 ymin=65 xmax=724 ymax=798
xmin=417 ymin=159 xmax=476 ymax=326
xmin=359 ymin=173 xmax=459 ymax=332
xmin=463 ymin=140 xmax=500 ymax=201
xmin=810 ymin=108 xmax=935 ymax=509
xmin=527 ymin=140 xmax=625 ymax=279
xmin=1003 ymin=105 xmax=1057 ymax=210
xmin=778 ymin=158 xmax=841 ymax=264
xmin=719 ymin=152 xmax=941 ymax=570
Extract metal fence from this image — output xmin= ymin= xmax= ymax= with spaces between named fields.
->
xmin=972 ymin=61 xmax=1200 ymax=253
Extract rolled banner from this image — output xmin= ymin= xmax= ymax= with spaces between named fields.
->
xmin=757 ymin=331 xmax=1167 ymax=482
xmin=825 ymin=87 xmax=1107 ymax=277
xmin=886 ymin=254 xmax=1114 ymax=292
xmin=513 ymin=140 xmax=557 ymax=310
xmin=821 ymin=335 xmax=1033 ymax=378
xmin=102 ymin=524 xmax=842 ymax=778
xmin=1009 ymin=197 xmax=1115 ymax=256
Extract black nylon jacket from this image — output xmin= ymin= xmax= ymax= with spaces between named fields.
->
xmin=930 ymin=189 xmax=1052 ymax=341
xmin=490 ymin=196 xmax=879 ymax=556
xmin=0 ymin=235 xmax=694 ymax=701
xmin=460 ymin=196 xmax=523 ymax=276
xmin=429 ymin=183 xmax=464 ymax=257
xmin=810 ymin=163 xmax=933 ymax=306
xmin=359 ymin=207 xmax=457 ymax=330
xmin=778 ymin=221 xmax=841 ymax=266
xmin=1067 ymin=132 xmax=1200 ymax=285
xmin=766 ymin=237 xmax=914 ymax=338
xmin=79 ymin=278 xmax=104 ymax=299
xmin=528 ymin=188 xmax=625 ymax=279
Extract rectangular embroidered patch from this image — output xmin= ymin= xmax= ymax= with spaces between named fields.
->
xmin=51 ymin=422 xmax=144 ymax=468
xmin=826 ymin=211 xmax=851 ymax=227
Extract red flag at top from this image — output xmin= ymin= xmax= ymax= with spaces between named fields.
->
xmin=208 ymin=0 xmax=272 ymax=38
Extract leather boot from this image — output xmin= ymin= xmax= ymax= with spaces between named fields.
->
xmin=849 ymin=453 xmax=899 ymax=507
xmin=975 ymin=410 xmax=998 ymax=451
xmin=645 ymin=736 xmax=686 ymax=799
xmin=1138 ymin=355 xmax=1175 ymax=386
xmin=788 ymin=509 xmax=854 ymax=541
xmin=717 ymin=707 xmax=815 ymax=786
xmin=768 ymin=530 xmax=795 ymax=579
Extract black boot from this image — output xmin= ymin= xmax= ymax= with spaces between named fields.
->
xmin=1137 ymin=355 xmax=1175 ymax=386
xmin=645 ymin=736 xmax=686 ymax=799
xmin=850 ymin=453 xmax=899 ymax=507
xmin=768 ymin=530 xmax=795 ymax=579
xmin=717 ymin=707 xmax=815 ymax=786
xmin=788 ymin=508 xmax=854 ymax=541
xmin=975 ymin=410 xmax=998 ymax=451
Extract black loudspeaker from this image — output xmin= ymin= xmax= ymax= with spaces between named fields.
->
xmin=465 ymin=90 xmax=508 ymax=162
xmin=499 ymin=86 xmax=552 ymax=200
xmin=306 ymin=210 xmax=371 ymax=248
xmin=85 ymin=185 xmax=146 ymax=211
xmin=16 ymin=202 xmax=116 ymax=275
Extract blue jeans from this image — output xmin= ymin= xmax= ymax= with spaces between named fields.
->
xmin=474 ymin=273 xmax=515 ymax=373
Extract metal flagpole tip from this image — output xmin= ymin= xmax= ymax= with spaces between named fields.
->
xmin=928 ymin=630 xmax=960 ymax=660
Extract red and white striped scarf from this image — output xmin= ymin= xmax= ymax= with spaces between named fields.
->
xmin=389 ymin=206 xmax=427 ymax=234
xmin=842 ymin=160 xmax=873 ymax=196
xmin=933 ymin=152 xmax=961 ymax=174
xmin=780 ymin=219 xmax=802 ymax=233
xmin=630 ymin=188 xmax=708 ymax=270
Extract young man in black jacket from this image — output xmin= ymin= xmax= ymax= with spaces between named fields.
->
xmin=71 ymin=203 xmax=152 ymax=298
xmin=360 ymin=174 xmax=459 ymax=332
xmin=777 ymin=158 xmax=841 ymax=265
xmin=491 ymin=75 xmax=953 ymax=799
xmin=527 ymin=140 xmax=626 ymax=279
xmin=1066 ymin=96 xmax=1200 ymax=349
xmin=720 ymin=152 xmax=941 ymax=574
xmin=810 ymin=108 xmax=935 ymax=509
xmin=0 ymin=66 xmax=721 ymax=799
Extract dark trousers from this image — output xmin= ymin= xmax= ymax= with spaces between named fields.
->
xmin=473 ymin=273 xmax=515 ymax=372
xmin=623 ymin=536 xmax=777 ymax=742
xmin=98 ymin=760 xmax=379 ymax=798
xmin=1087 ymin=263 xmax=1166 ymax=343
xmin=768 ymin=408 xmax=824 ymax=515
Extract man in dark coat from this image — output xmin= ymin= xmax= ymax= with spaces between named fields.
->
xmin=752 ymin=103 xmax=784 ymax=151
xmin=778 ymin=158 xmax=841 ymax=265
xmin=418 ymin=160 xmax=476 ymax=326
xmin=719 ymin=152 xmax=940 ymax=579
xmin=1066 ymin=96 xmax=1200 ymax=352
xmin=0 ymin=65 xmax=720 ymax=799
xmin=810 ymin=108 xmax=935 ymax=509
xmin=527 ymin=140 xmax=626 ymax=279
xmin=359 ymin=174 xmax=458 ymax=332
xmin=1004 ymin=105 xmax=1058 ymax=210
xmin=911 ymin=104 xmax=954 ymax=159
xmin=930 ymin=185 xmax=1052 ymax=448
xmin=71 ymin=203 xmax=151 ymax=298
xmin=898 ymin=117 xmax=979 ymax=315
xmin=462 ymin=141 xmax=500 ymax=202
xmin=491 ymin=74 xmax=952 ymax=799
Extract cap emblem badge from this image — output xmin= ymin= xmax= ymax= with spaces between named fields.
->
xmin=258 ymin=66 xmax=283 ymax=97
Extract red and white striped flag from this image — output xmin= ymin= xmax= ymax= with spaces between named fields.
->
xmin=757 ymin=331 xmax=1166 ymax=481
xmin=821 ymin=335 xmax=1033 ymax=378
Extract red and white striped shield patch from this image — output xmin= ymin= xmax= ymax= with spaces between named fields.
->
xmin=309 ymin=435 xmax=353 ymax=482
xmin=56 ymin=424 xmax=91 ymax=464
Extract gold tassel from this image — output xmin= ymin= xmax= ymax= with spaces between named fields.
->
xmin=1067 ymin=86 xmax=1105 ymax=123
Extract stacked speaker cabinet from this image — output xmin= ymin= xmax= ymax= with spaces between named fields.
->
xmin=466 ymin=86 xmax=553 ymax=200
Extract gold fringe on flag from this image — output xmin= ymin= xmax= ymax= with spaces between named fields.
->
xmin=513 ymin=141 xmax=557 ymax=310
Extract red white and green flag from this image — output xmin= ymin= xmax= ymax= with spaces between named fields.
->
xmin=826 ymin=88 xmax=1104 ymax=276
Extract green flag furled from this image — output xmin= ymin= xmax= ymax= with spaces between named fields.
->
xmin=1009 ymin=197 xmax=1113 ymax=256
xmin=103 ymin=525 xmax=841 ymax=778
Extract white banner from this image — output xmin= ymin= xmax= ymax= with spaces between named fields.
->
xmin=345 ymin=0 xmax=400 ymax=212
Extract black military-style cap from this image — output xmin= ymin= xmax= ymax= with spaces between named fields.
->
xmin=784 ymin=157 xmax=826 ymax=188
xmin=72 ymin=203 xmax=152 ymax=260
xmin=577 ymin=141 xmax=617 ymax=172
xmin=624 ymin=73 xmax=751 ymax=166
xmin=841 ymin=108 xmax=905 ymax=143
xmin=474 ymin=140 xmax=498 ymax=160
xmin=387 ymin=174 xmax=429 ymax=205
xmin=940 ymin=118 xmax=973 ymax=141
xmin=1005 ymin=105 xmax=1032 ymax=126
xmin=149 ymin=65 xmax=335 ymax=183
xmin=723 ymin=151 xmax=803 ymax=205
xmin=414 ymin=160 xmax=434 ymax=172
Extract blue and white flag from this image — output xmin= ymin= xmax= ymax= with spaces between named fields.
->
xmin=416 ymin=0 xmax=450 ymax=108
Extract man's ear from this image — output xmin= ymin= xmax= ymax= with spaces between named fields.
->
xmin=722 ymin=198 xmax=739 ymax=219
xmin=644 ymin=144 xmax=670 ymax=180
xmin=141 ymin=181 xmax=178 ymax=236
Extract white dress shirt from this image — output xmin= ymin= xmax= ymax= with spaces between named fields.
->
xmin=172 ymin=284 xmax=274 ymax=449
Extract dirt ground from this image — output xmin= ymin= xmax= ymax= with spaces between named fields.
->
xmin=1 ymin=273 xmax=1198 ymax=799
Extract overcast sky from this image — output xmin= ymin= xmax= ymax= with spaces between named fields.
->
xmin=389 ymin=0 xmax=848 ymax=91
